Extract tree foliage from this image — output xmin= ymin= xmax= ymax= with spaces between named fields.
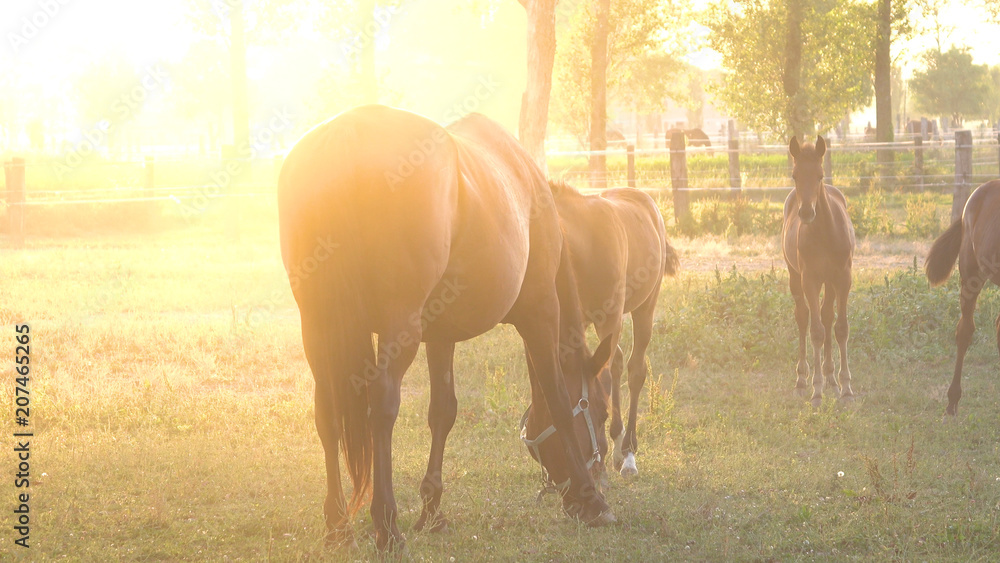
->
xmin=909 ymin=47 xmax=990 ymax=126
xmin=987 ymin=66 xmax=1000 ymax=125
xmin=707 ymin=0 xmax=875 ymax=137
xmin=549 ymin=0 xmax=688 ymax=139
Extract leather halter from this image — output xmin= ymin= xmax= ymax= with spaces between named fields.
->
xmin=519 ymin=378 xmax=602 ymax=493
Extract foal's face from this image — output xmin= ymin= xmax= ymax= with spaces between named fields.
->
xmin=789 ymin=136 xmax=827 ymax=224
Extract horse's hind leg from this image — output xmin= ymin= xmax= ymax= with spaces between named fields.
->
xmin=313 ymin=378 xmax=354 ymax=547
xmin=789 ymin=272 xmax=809 ymax=391
xmin=369 ymin=324 xmax=422 ymax=551
xmin=415 ymin=341 xmax=458 ymax=533
xmin=948 ymin=276 xmax=980 ymax=415
xmin=821 ymin=285 xmax=839 ymax=395
xmin=621 ymin=296 xmax=656 ymax=478
xmin=300 ymin=312 xmax=365 ymax=549
xmin=834 ymin=271 xmax=853 ymax=399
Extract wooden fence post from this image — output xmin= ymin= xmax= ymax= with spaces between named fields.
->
xmin=996 ymin=132 xmax=999 ymax=178
xmin=952 ymin=130 xmax=972 ymax=223
xmin=144 ymin=156 xmax=155 ymax=198
xmin=823 ymin=136 xmax=832 ymax=186
xmin=913 ymin=136 xmax=924 ymax=191
xmin=670 ymin=130 xmax=689 ymax=223
xmin=626 ymin=144 xmax=636 ymax=188
xmin=727 ymin=120 xmax=741 ymax=198
xmin=4 ymin=157 xmax=26 ymax=247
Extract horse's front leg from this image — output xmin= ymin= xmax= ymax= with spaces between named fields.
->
xmin=834 ymin=271 xmax=853 ymax=399
xmin=594 ymin=320 xmax=624 ymax=475
xmin=370 ymin=326 xmax=421 ymax=552
xmin=415 ymin=341 xmax=458 ymax=533
xmin=516 ymin=315 xmax=613 ymax=526
xmin=820 ymin=285 xmax=839 ymax=395
xmin=789 ymin=271 xmax=810 ymax=392
xmin=803 ymin=275 xmax=826 ymax=407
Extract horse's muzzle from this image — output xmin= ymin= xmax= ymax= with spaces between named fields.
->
xmin=799 ymin=204 xmax=816 ymax=224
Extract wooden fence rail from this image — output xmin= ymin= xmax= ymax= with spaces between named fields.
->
xmin=3 ymin=132 xmax=998 ymax=244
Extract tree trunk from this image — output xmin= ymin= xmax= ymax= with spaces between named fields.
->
xmin=518 ymin=0 xmax=557 ymax=169
xmin=360 ymin=0 xmax=378 ymax=103
xmin=589 ymin=0 xmax=610 ymax=189
xmin=230 ymin=0 xmax=250 ymax=158
xmin=783 ymin=0 xmax=807 ymax=138
xmin=875 ymin=0 xmax=894 ymax=174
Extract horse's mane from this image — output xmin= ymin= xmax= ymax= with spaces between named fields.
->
xmin=548 ymin=179 xmax=583 ymax=198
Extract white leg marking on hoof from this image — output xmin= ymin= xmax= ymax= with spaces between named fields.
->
xmin=620 ymin=452 xmax=638 ymax=478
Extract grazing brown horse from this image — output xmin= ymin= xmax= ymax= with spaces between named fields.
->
xmin=546 ymin=180 xmax=678 ymax=479
xmin=665 ymin=128 xmax=712 ymax=148
xmin=278 ymin=105 xmax=614 ymax=551
xmin=783 ymin=136 xmax=856 ymax=407
xmin=925 ymin=179 xmax=1000 ymax=415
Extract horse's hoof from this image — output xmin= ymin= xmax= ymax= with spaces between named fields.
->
xmin=374 ymin=531 xmax=407 ymax=554
xmin=810 ymin=396 xmax=822 ymax=409
xmin=414 ymin=512 xmax=449 ymax=533
xmin=324 ymin=528 xmax=358 ymax=550
xmin=795 ymin=386 xmax=809 ymax=398
xmin=612 ymin=456 xmax=625 ymax=472
xmin=587 ymin=509 xmax=617 ymax=527
xmin=620 ymin=453 xmax=638 ymax=478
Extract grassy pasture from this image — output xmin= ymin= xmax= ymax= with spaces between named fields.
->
xmin=1 ymin=226 xmax=999 ymax=562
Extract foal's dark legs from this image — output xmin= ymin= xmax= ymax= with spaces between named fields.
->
xmin=820 ymin=287 xmax=839 ymax=395
xmin=594 ymin=319 xmax=624 ymax=476
xmin=621 ymin=296 xmax=656 ymax=478
xmin=948 ymin=277 xmax=981 ymax=415
xmin=789 ymin=272 xmax=810 ymax=391
xmin=415 ymin=341 xmax=458 ymax=532
xmin=834 ymin=270 xmax=853 ymax=398
xmin=803 ymin=274 xmax=827 ymax=407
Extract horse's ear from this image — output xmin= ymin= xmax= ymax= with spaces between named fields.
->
xmin=789 ymin=136 xmax=800 ymax=158
xmin=815 ymin=135 xmax=826 ymax=157
xmin=589 ymin=335 xmax=614 ymax=378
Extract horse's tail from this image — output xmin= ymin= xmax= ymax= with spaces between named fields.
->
xmin=662 ymin=239 xmax=680 ymax=278
xmin=300 ymin=261 xmax=375 ymax=517
xmin=926 ymin=219 xmax=964 ymax=287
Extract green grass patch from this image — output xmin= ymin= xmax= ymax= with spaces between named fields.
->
xmin=1 ymin=232 xmax=999 ymax=560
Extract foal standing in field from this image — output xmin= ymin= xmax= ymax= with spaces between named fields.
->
xmin=925 ymin=179 xmax=1000 ymax=415
xmin=549 ymin=181 xmax=678 ymax=479
xmin=783 ymin=136 xmax=856 ymax=407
